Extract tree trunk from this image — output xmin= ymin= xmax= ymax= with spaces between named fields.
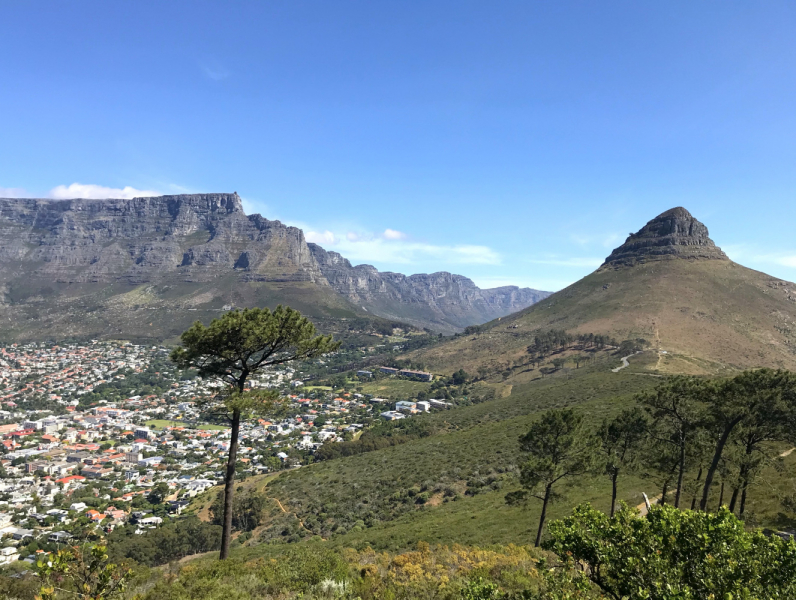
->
xmin=739 ymin=479 xmax=749 ymax=517
xmin=535 ymin=485 xmax=552 ymax=547
xmin=729 ymin=487 xmax=739 ymax=513
xmin=675 ymin=440 xmax=686 ymax=509
xmin=700 ymin=420 xmax=741 ymax=511
xmin=738 ymin=441 xmax=754 ymax=518
xmin=610 ymin=471 xmax=618 ymax=517
xmin=219 ymin=408 xmax=241 ymax=560
xmin=690 ymin=467 xmax=703 ymax=510
xmin=718 ymin=481 xmax=725 ymax=508
xmin=660 ymin=481 xmax=668 ymax=506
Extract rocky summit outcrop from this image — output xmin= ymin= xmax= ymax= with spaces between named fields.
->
xmin=0 ymin=193 xmax=547 ymax=339
xmin=601 ymin=207 xmax=728 ymax=268
xmin=309 ymin=244 xmax=550 ymax=330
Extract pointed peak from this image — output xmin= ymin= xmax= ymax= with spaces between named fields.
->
xmin=601 ymin=207 xmax=728 ymax=268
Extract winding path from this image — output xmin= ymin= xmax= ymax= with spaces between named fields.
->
xmin=612 ymin=352 xmax=640 ymax=373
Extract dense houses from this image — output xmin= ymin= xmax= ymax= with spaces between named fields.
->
xmin=0 ymin=341 xmax=443 ymax=565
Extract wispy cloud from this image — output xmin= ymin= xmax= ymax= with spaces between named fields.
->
xmin=383 ymin=228 xmax=406 ymax=240
xmin=777 ymin=256 xmax=796 ymax=267
xmin=336 ymin=238 xmax=501 ymax=266
xmin=200 ymin=59 xmax=231 ymax=81
xmin=304 ymin=225 xmax=500 ymax=266
xmin=48 ymin=183 xmax=161 ymax=200
xmin=0 ymin=186 xmax=29 ymax=198
xmin=718 ymin=245 xmax=796 ymax=271
xmin=306 ymin=230 xmax=337 ymax=245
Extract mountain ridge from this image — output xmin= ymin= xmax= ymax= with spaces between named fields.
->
xmin=0 ymin=193 xmax=548 ymax=339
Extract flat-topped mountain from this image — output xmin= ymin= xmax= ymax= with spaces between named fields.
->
xmin=602 ymin=207 xmax=728 ymax=267
xmin=0 ymin=193 xmax=547 ymax=340
xmin=410 ymin=207 xmax=796 ymax=374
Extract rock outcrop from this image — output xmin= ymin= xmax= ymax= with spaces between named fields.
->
xmin=309 ymin=244 xmax=550 ymax=330
xmin=601 ymin=207 xmax=728 ymax=268
xmin=0 ymin=193 xmax=323 ymax=284
xmin=0 ymin=193 xmax=547 ymax=338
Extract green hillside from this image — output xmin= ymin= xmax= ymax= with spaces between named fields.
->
xmin=409 ymin=209 xmax=796 ymax=376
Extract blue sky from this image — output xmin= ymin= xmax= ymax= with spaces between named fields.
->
xmin=2 ymin=2 xmax=796 ymax=291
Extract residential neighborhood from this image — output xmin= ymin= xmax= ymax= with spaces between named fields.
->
xmin=0 ymin=340 xmax=452 ymax=565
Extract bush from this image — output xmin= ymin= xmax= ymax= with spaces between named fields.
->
xmin=545 ymin=502 xmax=796 ymax=600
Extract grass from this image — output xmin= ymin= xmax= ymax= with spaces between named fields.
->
xmin=359 ymin=378 xmax=432 ymax=399
xmin=146 ymin=419 xmax=228 ymax=431
xmin=248 ymin=366 xmax=656 ymax=543
xmin=229 ymin=355 xmax=796 ymax=550
xmin=409 ymin=259 xmax=796 ymax=375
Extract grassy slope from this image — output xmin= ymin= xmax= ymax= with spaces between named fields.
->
xmin=179 ymin=353 xmax=796 ymax=562
xmin=410 ymin=259 xmax=796 ymax=375
xmin=253 ymin=361 xmax=656 ymax=542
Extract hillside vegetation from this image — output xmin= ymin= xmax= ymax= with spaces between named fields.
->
xmin=411 ymin=259 xmax=796 ymax=376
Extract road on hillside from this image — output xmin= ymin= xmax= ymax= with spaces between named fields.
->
xmin=612 ymin=352 xmax=641 ymax=373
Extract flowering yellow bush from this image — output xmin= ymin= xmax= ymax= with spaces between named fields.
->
xmin=344 ymin=542 xmax=542 ymax=597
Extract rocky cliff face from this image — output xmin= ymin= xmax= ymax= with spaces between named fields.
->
xmin=0 ymin=193 xmax=547 ymax=338
xmin=601 ymin=207 xmax=728 ymax=268
xmin=0 ymin=193 xmax=323 ymax=284
xmin=309 ymin=244 xmax=549 ymax=330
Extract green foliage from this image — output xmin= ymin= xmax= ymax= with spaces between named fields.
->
xmin=314 ymin=417 xmax=435 ymax=461
xmin=147 ymin=482 xmax=170 ymax=505
xmin=509 ymin=408 xmax=597 ymax=546
xmin=545 ymin=502 xmax=796 ymax=600
xmin=699 ymin=369 xmax=796 ymax=510
xmin=598 ymin=407 xmax=648 ymax=516
xmin=461 ymin=577 xmax=501 ymax=599
xmin=171 ymin=305 xmax=339 ymax=559
xmin=636 ymin=376 xmax=708 ymax=508
xmin=36 ymin=544 xmax=132 ymax=600
xmin=107 ymin=517 xmax=221 ymax=566
xmin=210 ymin=490 xmax=266 ymax=533
xmin=452 ymin=369 xmax=469 ymax=385
xmin=171 ymin=305 xmax=340 ymax=392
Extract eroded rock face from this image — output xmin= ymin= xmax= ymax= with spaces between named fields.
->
xmin=0 ymin=193 xmax=323 ymax=284
xmin=0 ymin=193 xmax=549 ymax=336
xmin=602 ymin=207 xmax=728 ymax=268
xmin=309 ymin=244 xmax=550 ymax=329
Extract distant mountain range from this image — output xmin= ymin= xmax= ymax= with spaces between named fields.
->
xmin=0 ymin=193 xmax=548 ymax=341
xmin=412 ymin=207 xmax=796 ymax=374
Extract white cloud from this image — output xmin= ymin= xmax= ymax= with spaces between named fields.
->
xmin=0 ymin=186 xmax=29 ymax=197
xmin=48 ymin=183 xmax=161 ymax=200
xmin=775 ymin=256 xmax=796 ymax=268
xmin=330 ymin=237 xmax=500 ymax=266
xmin=346 ymin=232 xmax=360 ymax=242
xmin=306 ymin=230 xmax=336 ymax=244
xmin=383 ymin=228 xmax=407 ymax=240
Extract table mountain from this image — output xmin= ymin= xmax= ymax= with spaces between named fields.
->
xmin=0 ymin=193 xmax=547 ymax=341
